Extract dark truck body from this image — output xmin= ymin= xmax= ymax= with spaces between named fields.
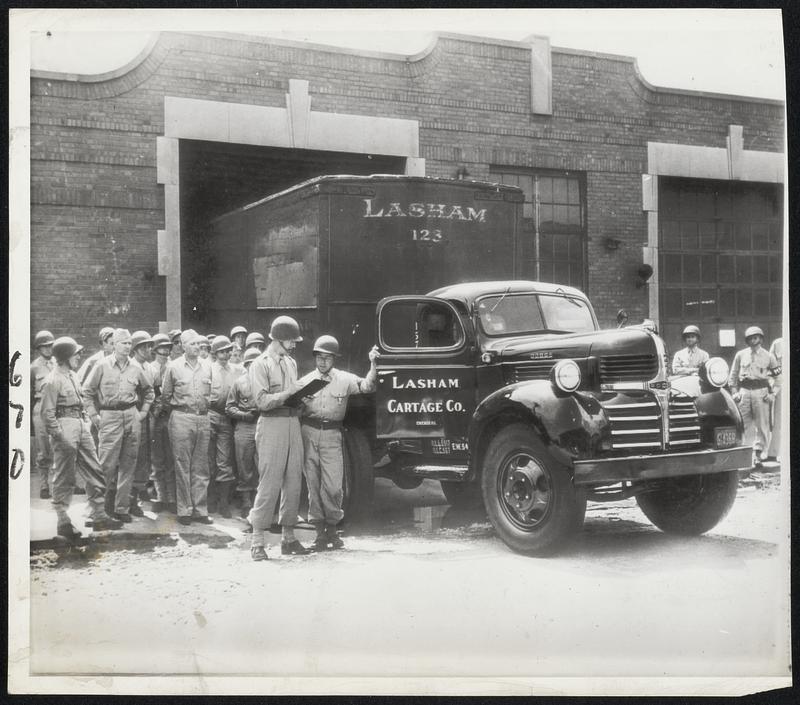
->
xmin=211 ymin=176 xmax=750 ymax=555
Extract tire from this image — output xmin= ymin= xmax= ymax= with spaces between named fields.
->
xmin=440 ymin=480 xmax=483 ymax=508
xmin=342 ymin=427 xmax=374 ymax=520
xmin=481 ymin=424 xmax=586 ymax=556
xmin=635 ymin=470 xmax=738 ymax=535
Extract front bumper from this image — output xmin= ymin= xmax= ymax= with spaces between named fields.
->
xmin=572 ymin=445 xmax=752 ymax=486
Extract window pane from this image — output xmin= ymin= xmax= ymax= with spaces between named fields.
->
xmin=662 ymin=254 xmax=682 ymax=283
xmin=663 ymin=288 xmax=682 ymax=318
xmin=735 ymin=222 xmax=750 ymax=250
xmin=701 ymin=254 xmax=717 ymax=283
xmin=768 ymin=223 xmax=782 ymax=250
xmin=715 ymin=188 xmax=733 ymax=218
xmin=553 ymin=178 xmax=568 ymax=203
xmin=718 ymin=254 xmax=735 ymax=283
xmin=696 ymin=189 xmax=715 ymax=219
xmin=661 ymin=221 xmax=681 ymax=249
xmin=718 ymin=222 xmax=735 ymax=250
xmin=380 ymin=300 xmax=463 ymax=349
xmin=699 ymin=222 xmax=716 ymax=249
xmin=567 ymin=205 xmax=581 ymax=226
xmin=683 ymin=254 xmax=700 ymax=284
xmin=751 ymin=222 xmax=769 ymax=250
xmin=539 ymin=204 xmax=553 ymax=228
xmin=735 ymin=256 xmax=751 ymax=283
xmin=539 ymin=177 xmax=552 ymax=203
xmin=679 ymin=188 xmax=696 ymax=216
xmin=753 ymin=289 xmax=770 ymax=319
xmin=568 ymin=234 xmax=583 ymax=260
xmin=719 ymin=289 xmax=736 ymax=317
xmin=539 ymin=232 xmax=554 ymax=259
xmin=753 ymin=256 xmax=769 ymax=284
xmin=736 ymin=289 xmax=752 ymax=318
xmin=660 ymin=185 xmax=680 ymax=216
xmin=770 ymin=289 xmax=782 ymax=318
xmin=538 ymin=261 xmax=553 ymax=283
xmin=567 ymin=179 xmax=580 ymax=204
xmin=700 ymin=289 xmax=717 ymax=318
xmin=553 ymin=233 xmax=569 ymax=260
xmin=554 ymin=260 xmax=570 ymax=284
xmin=682 ymin=221 xmax=698 ymax=250
xmin=523 ymin=203 xmax=533 ymax=219
xmin=683 ymin=289 xmax=700 ymax=319
xmin=517 ymin=175 xmax=533 ymax=201
xmin=553 ymin=205 xmax=569 ymax=227
xmin=769 ymin=256 xmax=781 ymax=284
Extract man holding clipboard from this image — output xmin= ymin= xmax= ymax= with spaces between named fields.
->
xmin=247 ymin=316 xmax=315 ymax=561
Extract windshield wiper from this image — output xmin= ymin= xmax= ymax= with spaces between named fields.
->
xmin=489 ymin=286 xmax=511 ymax=313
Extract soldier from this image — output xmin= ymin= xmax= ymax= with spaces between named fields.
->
xmin=245 ymin=331 xmax=266 ymax=354
xmin=229 ymin=344 xmax=243 ymax=366
xmin=765 ymin=337 xmax=783 ymax=462
xmin=230 ymin=325 xmax=248 ymax=351
xmin=207 ymin=334 xmax=218 ymax=363
xmin=129 ymin=331 xmax=155 ymax=517
xmin=77 ymin=326 xmax=115 ymax=385
xmin=40 ymin=337 xmax=123 ymax=536
xmin=298 ymin=336 xmax=379 ymax=550
xmin=83 ymin=328 xmax=154 ymax=522
xmin=31 ymin=330 xmax=56 ymax=499
xmin=247 ymin=316 xmax=308 ymax=561
xmin=161 ymin=329 xmax=214 ymax=526
xmin=671 ymin=325 xmax=710 ymax=376
xmin=146 ymin=333 xmax=176 ymax=513
xmin=226 ymin=347 xmax=260 ymax=518
xmin=198 ymin=336 xmax=211 ymax=360
xmin=168 ymin=329 xmax=183 ymax=362
xmin=208 ymin=335 xmax=238 ymax=518
xmin=728 ymin=326 xmax=780 ymax=466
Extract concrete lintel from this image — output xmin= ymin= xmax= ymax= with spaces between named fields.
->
xmin=309 ymin=111 xmax=419 ymax=158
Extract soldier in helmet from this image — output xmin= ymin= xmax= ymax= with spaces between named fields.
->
xmin=77 ymin=326 xmax=115 ymax=386
xmin=230 ymin=325 xmax=248 ymax=351
xmin=728 ymin=326 xmax=780 ymax=466
xmin=247 ymin=315 xmax=308 ymax=560
xmin=245 ymin=331 xmax=266 ymax=354
xmin=229 ymin=344 xmax=243 ymax=366
xmin=168 ymin=329 xmax=183 ymax=362
xmin=83 ymin=329 xmax=154 ymax=522
xmin=129 ymin=331 xmax=155 ymax=517
xmin=671 ymin=325 xmax=709 ymax=376
xmin=226 ymin=347 xmax=261 ymax=518
xmin=31 ymin=330 xmax=56 ymax=499
xmin=39 ymin=337 xmax=123 ymax=536
xmin=208 ymin=335 xmax=238 ymax=518
xmin=198 ymin=335 xmax=211 ymax=360
xmin=146 ymin=333 xmax=176 ymax=512
xmin=298 ymin=335 xmax=380 ymax=551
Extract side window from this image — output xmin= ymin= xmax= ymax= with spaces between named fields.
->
xmin=379 ymin=300 xmax=464 ymax=351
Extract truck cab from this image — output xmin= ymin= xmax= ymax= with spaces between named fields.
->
xmin=366 ymin=280 xmax=751 ymax=555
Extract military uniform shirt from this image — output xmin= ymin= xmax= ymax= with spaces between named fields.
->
xmin=209 ymin=361 xmax=239 ymax=413
xmin=226 ymin=372 xmax=257 ymax=420
xmin=31 ymin=355 xmax=55 ymax=401
xmin=40 ymin=367 xmax=86 ymax=437
xmin=77 ymin=349 xmax=111 ymax=386
xmin=249 ymin=348 xmax=297 ymax=412
xmin=298 ymin=367 xmax=376 ymax=422
xmin=83 ymin=355 xmax=154 ymax=417
xmin=161 ymin=355 xmax=212 ymax=413
xmin=671 ymin=346 xmax=709 ymax=375
xmin=769 ymin=338 xmax=783 ymax=386
xmin=728 ymin=346 xmax=780 ymax=388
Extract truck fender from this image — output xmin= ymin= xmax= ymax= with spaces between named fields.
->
xmin=669 ymin=375 xmax=744 ymax=443
xmin=467 ymin=380 xmax=606 ymax=479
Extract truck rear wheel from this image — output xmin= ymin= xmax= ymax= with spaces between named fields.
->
xmin=342 ymin=427 xmax=374 ymax=521
xmin=482 ymin=424 xmax=586 ymax=555
xmin=635 ymin=470 xmax=738 ymax=535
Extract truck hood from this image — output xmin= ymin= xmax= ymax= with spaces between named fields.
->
xmin=482 ymin=328 xmax=657 ymax=361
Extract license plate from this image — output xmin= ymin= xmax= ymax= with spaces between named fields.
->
xmin=714 ymin=426 xmax=737 ymax=449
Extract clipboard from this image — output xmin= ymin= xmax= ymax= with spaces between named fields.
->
xmin=284 ymin=378 xmax=329 ymax=407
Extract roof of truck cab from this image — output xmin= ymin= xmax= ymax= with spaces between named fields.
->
xmin=211 ymin=174 xmax=523 ymax=223
xmin=428 ymin=281 xmax=589 ymax=306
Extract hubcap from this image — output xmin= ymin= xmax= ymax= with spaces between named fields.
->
xmin=499 ymin=453 xmax=552 ymax=530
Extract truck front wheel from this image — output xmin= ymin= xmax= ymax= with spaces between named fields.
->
xmin=482 ymin=424 xmax=586 ymax=555
xmin=635 ymin=470 xmax=738 ymax=535
xmin=342 ymin=427 xmax=374 ymax=521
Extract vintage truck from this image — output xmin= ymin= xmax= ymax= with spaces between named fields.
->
xmin=209 ymin=175 xmax=751 ymax=554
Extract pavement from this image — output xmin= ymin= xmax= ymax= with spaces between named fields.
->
xmin=29 ymin=458 xmax=782 ymax=554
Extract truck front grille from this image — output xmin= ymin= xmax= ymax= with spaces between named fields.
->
xmin=506 ymin=360 xmax=555 ymax=383
xmin=667 ymin=397 xmax=701 ymax=448
xmin=601 ymin=399 xmax=662 ymax=450
xmin=599 ymin=354 xmax=658 ymax=382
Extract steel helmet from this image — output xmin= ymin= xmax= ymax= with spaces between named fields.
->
xmin=682 ymin=325 xmax=701 ymax=338
xmin=313 ymin=335 xmax=341 ymax=357
xmin=130 ymin=331 xmax=154 ymax=351
xmin=245 ymin=331 xmax=266 ymax=348
xmin=169 ymin=329 xmax=182 ymax=343
xmin=99 ymin=326 xmax=115 ymax=343
xmin=230 ymin=325 xmax=248 ymax=338
xmin=269 ymin=316 xmax=303 ymax=342
xmin=34 ymin=330 xmax=55 ymax=348
xmin=211 ymin=335 xmax=234 ymax=354
xmin=151 ymin=333 xmax=172 ymax=352
xmin=744 ymin=326 xmax=764 ymax=340
xmin=52 ymin=336 xmax=84 ymax=362
xmin=243 ymin=347 xmax=261 ymax=366
xmin=197 ymin=335 xmax=211 ymax=349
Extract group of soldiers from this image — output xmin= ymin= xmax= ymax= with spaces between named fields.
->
xmin=31 ymin=316 xmax=379 ymax=560
xmin=671 ymin=324 xmax=783 ymax=465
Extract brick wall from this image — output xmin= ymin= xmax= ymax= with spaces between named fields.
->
xmin=29 ymin=32 xmax=784 ymax=350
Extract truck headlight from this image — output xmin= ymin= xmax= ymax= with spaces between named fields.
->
xmin=701 ymin=357 xmax=729 ymax=388
xmin=551 ymin=359 xmax=581 ymax=393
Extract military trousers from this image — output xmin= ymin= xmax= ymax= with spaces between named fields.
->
xmin=248 ymin=415 xmax=303 ymax=545
xmin=168 ymin=409 xmax=210 ymax=518
xmin=50 ymin=416 xmax=108 ymax=522
xmin=133 ymin=415 xmax=150 ymax=495
xmin=150 ymin=412 xmax=176 ymax=503
xmin=33 ymin=399 xmax=52 ymax=492
xmin=767 ymin=385 xmax=782 ymax=458
xmin=738 ymin=387 xmax=771 ymax=455
xmin=234 ymin=420 xmax=258 ymax=495
xmin=301 ymin=424 xmax=345 ymax=526
xmin=208 ymin=410 xmax=236 ymax=484
xmin=98 ymin=407 xmax=141 ymax=515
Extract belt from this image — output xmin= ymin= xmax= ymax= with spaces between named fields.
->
xmin=172 ymin=405 xmax=208 ymax=416
xmin=55 ymin=406 xmax=84 ymax=419
xmin=260 ymin=408 xmax=300 ymax=418
xmin=739 ymin=379 xmax=769 ymax=390
xmin=99 ymin=402 xmax=137 ymax=411
xmin=301 ymin=417 xmax=342 ymax=430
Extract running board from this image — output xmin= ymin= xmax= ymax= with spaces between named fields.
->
xmin=407 ymin=465 xmax=469 ymax=481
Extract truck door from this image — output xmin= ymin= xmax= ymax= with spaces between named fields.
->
xmin=375 ymin=296 xmax=476 ymax=457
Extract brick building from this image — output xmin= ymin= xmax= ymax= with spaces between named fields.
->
xmin=30 ymin=31 xmax=784 ymax=359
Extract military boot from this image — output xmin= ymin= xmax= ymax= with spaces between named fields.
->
xmin=128 ymin=487 xmax=144 ymax=517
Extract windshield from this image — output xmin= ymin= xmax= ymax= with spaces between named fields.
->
xmin=477 ymin=293 xmax=596 ymax=337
